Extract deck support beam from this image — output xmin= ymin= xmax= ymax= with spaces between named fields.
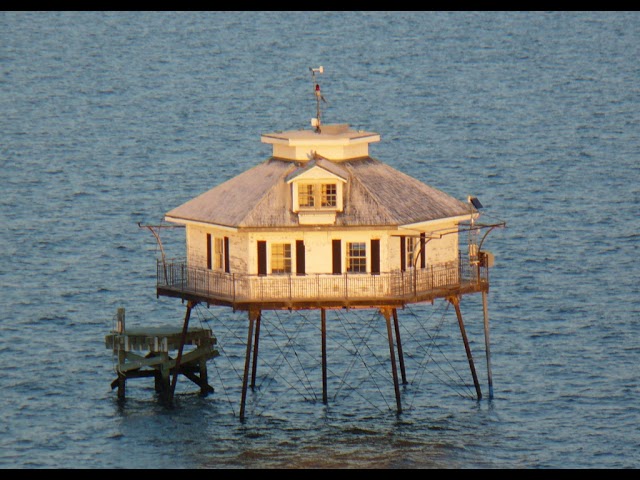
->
xmin=448 ymin=295 xmax=482 ymax=400
xmin=381 ymin=307 xmax=402 ymax=414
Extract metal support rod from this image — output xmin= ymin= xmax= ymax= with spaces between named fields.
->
xmin=169 ymin=300 xmax=196 ymax=403
xmin=240 ymin=309 xmax=258 ymax=421
xmin=321 ymin=308 xmax=328 ymax=404
xmin=392 ymin=308 xmax=407 ymax=384
xmin=482 ymin=291 xmax=494 ymax=399
xmin=250 ymin=312 xmax=261 ymax=389
xmin=381 ymin=307 xmax=402 ymax=414
xmin=449 ymin=295 xmax=482 ymax=400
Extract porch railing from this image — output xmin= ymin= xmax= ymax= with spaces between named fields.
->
xmin=157 ymin=251 xmax=488 ymax=307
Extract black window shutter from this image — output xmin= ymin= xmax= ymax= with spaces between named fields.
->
xmin=371 ymin=239 xmax=380 ymax=275
xmin=296 ymin=240 xmax=305 ymax=275
xmin=257 ymin=241 xmax=267 ymax=276
xmin=420 ymin=232 xmax=426 ymax=269
xmin=400 ymin=236 xmax=406 ymax=272
xmin=332 ymin=239 xmax=341 ymax=275
xmin=224 ymin=236 xmax=230 ymax=273
xmin=206 ymin=233 xmax=212 ymax=270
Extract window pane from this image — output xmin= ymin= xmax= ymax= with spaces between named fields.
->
xmin=299 ymin=184 xmax=315 ymax=207
xmin=271 ymin=243 xmax=291 ymax=274
xmin=321 ymin=183 xmax=337 ymax=207
xmin=406 ymin=237 xmax=415 ymax=269
xmin=347 ymin=242 xmax=366 ymax=273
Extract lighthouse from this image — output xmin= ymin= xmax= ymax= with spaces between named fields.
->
xmin=142 ymin=69 xmax=504 ymax=418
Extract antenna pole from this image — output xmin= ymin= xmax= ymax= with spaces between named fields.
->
xmin=309 ymin=66 xmax=324 ymax=132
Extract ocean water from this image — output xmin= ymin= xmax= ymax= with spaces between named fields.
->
xmin=1 ymin=11 xmax=639 ymax=469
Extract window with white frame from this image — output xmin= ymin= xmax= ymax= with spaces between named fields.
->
xmin=321 ymin=183 xmax=337 ymax=207
xmin=346 ymin=242 xmax=367 ymax=273
xmin=406 ymin=237 xmax=416 ymax=269
xmin=271 ymin=243 xmax=292 ymax=274
xmin=298 ymin=184 xmax=315 ymax=208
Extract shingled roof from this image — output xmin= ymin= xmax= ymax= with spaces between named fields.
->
xmin=165 ymin=156 xmax=473 ymax=229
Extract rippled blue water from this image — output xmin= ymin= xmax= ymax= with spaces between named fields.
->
xmin=1 ymin=11 xmax=639 ymax=469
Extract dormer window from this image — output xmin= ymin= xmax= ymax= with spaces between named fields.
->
xmin=297 ymin=182 xmax=338 ymax=210
xmin=298 ymin=184 xmax=316 ymax=208
xmin=321 ymin=183 xmax=337 ymax=207
xmin=287 ymin=159 xmax=348 ymax=225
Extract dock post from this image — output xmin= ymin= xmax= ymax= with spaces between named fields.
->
xmin=240 ymin=309 xmax=259 ymax=421
xmin=321 ymin=308 xmax=328 ymax=404
xmin=116 ymin=372 xmax=126 ymax=400
xmin=381 ymin=307 xmax=402 ymax=414
xmin=449 ymin=295 xmax=482 ymax=400
xmin=199 ymin=358 xmax=210 ymax=395
xmin=482 ymin=291 xmax=494 ymax=399
xmin=392 ymin=308 xmax=407 ymax=384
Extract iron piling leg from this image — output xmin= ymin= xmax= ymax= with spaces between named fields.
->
xmin=240 ymin=309 xmax=258 ymax=421
xmin=392 ymin=308 xmax=407 ymax=384
xmin=382 ymin=307 xmax=402 ymax=414
xmin=251 ymin=312 xmax=261 ymax=389
xmin=482 ymin=291 xmax=494 ymax=399
xmin=321 ymin=308 xmax=328 ymax=404
xmin=449 ymin=295 xmax=482 ymax=400
xmin=169 ymin=300 xmax=196 ymax=404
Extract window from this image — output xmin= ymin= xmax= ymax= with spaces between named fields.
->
xmin=271 ymin=243 xmax=292 ymax=274
xmin=298 ymin=184 xmax=315 ymax=207
xmin=321 ymin=183 xmax=337 ymax=207
xmin=406 ymin=237 xmax=416 ymax=269
xmin=214 ymin=237 xmax=224 ymax=270
xmin=347 ymin=242 xmax=366 ymax=273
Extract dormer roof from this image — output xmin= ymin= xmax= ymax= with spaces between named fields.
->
xmin=285 ymin=156 xmax=348 ymax=183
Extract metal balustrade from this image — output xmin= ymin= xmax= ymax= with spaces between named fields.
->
xmin=156 ymin=251 xmax=489 ymax=309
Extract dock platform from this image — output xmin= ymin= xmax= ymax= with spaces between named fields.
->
xmin=105 ymin=308 xmax=219 ymax=400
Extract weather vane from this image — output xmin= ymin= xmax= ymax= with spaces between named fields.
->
xmin=309 ymin=66 xmax=327 ymax=132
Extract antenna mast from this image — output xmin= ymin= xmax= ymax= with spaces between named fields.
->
xmin=309 ymin=66 xmax=326 ymax=132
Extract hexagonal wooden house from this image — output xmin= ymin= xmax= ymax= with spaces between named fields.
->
xmin=153 ymin=116 xmax=502 ymax=417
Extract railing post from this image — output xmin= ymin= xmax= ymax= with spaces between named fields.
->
xmin=344 ymin=272 xmax=348 ymax=300
xmin=413 ymin=267 xmax=417 ymax=298
xmin=181 ymin=263 xmax=185 ymax=292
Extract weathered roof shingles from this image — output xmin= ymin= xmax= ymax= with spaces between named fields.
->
xmin=165 ymin=157 xmax=471 ymax=228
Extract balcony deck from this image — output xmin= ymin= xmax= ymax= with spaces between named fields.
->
xmin=156 ymin=252 xmax=490 ymax=311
